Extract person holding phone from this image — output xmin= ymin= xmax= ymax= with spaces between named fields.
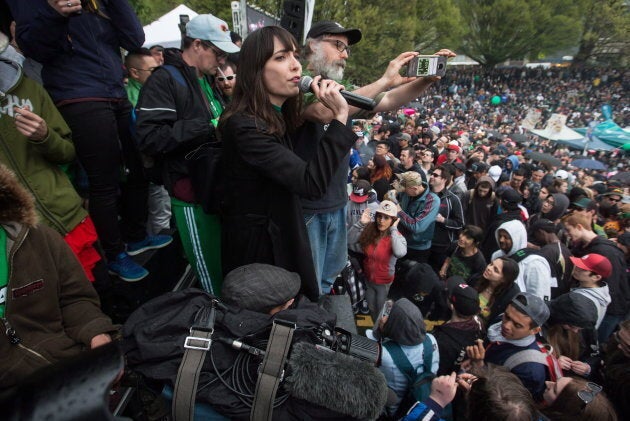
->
xmin=218 ymin=26 xmax=356 ymax=301
xmin=348 ymin=200 xmax=407 ymax=319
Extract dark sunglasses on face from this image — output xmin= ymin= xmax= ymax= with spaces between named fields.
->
xmin=217 ymin=75 xmax=236 ymax=82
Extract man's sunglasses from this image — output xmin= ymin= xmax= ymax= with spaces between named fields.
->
xmin=217 ymin=75 xmax=236 ymax=82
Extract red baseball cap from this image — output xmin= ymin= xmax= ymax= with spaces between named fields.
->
xmin=570 ymin=254 xmax=612 ymax=278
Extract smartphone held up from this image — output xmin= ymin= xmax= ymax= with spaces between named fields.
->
xmin=406 ymin=55 xmax=448 ymax=78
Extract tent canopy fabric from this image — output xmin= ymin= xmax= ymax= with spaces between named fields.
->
xmin=143 ymin=4 xmax=198 ymax=49
xmin=529 ymin=126 xmax=584 ymax=141
xmin=573 ymin=120 xmax=630 ymax=148
xmin=554 ymin=135 xmax=615 ymax=151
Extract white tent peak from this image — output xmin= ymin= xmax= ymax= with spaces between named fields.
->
xmin=143 ymin=4 xmax=199 ymax=49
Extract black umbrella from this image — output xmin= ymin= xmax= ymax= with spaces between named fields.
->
xmin=525 ymin=152 xmax=562 ymax=167
xmin=609 ymin=172 xmax=630 ymax=184
xmin=508 ymin=133 xmax=530 ymax=144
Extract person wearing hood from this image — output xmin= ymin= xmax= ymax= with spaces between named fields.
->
xmin=503 ymin=154 xmax=520 ymax=178
xmin=462 ymin=175 xmax=498 ymax=229
xmin=136 ymin=13 xmax=240 ymax=295
xmin=0 ymin=43 xmax=101 ymax=282
xmin=529 ymin=192 xmax=570 ymax=227
xmin=545 ymin=292 xmax=601 ymax=380
xmin=0 ymin=164 xmax=117 ymax=394
xmin=368 ymin=298 xmax=439 ymax=417
xmin=491 ymin=219 xmax=554 ymax=301
xmin=563 ymin=213 xmax=629 ymax=344
xmin=480 ymin=188 xmax=526 ymax=260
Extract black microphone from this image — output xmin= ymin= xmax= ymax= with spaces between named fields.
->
xmin=299 ymin=76 xmax=377 ymax=111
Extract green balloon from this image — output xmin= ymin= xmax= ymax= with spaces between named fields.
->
xmin=491 ymin=95 xmax=501 ymax=105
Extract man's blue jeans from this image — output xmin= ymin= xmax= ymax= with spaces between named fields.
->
xmin=304 ymin=207 xmax=348 ymax=295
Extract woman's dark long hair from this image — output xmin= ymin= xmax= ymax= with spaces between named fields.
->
xmin=219 ymin=26 xmax=302 ymax=136
xmin=476 ymin=256 xmax=519 ymax=309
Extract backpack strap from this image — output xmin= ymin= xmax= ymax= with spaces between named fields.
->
xmin=383 ymin=335 xmax=434 ymax=384
xmin=163 ymin=64 xmax=187 ymax=87
xmin=383 ymin=341 xmax=416 ymax=384
xmin=503 ymin=342 xmax=563 ymax=382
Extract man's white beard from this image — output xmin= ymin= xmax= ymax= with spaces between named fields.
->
xmin=309 ymin=44 xmax=345 ymax=81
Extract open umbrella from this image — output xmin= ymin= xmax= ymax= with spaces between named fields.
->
xmin=508 ymin=133 xmax=530 ymax=144
xmin=525 ymin=152 xmax=562 ymax=167
xmin=609 ymin=172 xmax=630 ymax=184
xmin=571 ymin=159 xmax=607 ymax=171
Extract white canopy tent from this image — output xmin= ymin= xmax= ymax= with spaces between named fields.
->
xmin=142 ymin=4 xmax=198 ymax=49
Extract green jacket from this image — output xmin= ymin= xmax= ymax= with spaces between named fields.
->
xmin=0 ymin=58 xmax=86 ymax=234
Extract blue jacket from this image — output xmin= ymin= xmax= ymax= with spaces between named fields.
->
xmin=485 ymin=338 xmax=548 ymax=402
xmin=8 ymin=0 xmax=144 ymax=103
xmin=396 ymin=185 xmax=440 ymax=251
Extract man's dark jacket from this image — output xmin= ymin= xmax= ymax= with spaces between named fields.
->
xmin=135 ymin=49 xmax=226 ymax=195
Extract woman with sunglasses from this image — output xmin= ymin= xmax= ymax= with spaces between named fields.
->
xmin=542 ymin=377 xmax=617 ymax=420
xmin=348 ymin=201 xmax=407 ymax=319
xmin=219 ymin=26 xmax=355 ymax=301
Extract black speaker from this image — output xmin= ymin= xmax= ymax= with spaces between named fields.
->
xmin=280 ymin=0 xmax=306 ymax=42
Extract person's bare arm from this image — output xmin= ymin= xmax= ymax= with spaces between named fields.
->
xmin=302 ymin=51 xmax=418 ymax=123
xmin=374 ymin=49 xmax=456 ymax=112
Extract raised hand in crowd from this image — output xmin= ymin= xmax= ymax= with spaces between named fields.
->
xmin=428 ymin=372 xmax=458 ymax=408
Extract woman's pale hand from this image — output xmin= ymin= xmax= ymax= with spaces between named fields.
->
xmin=558 ymin=355 xmax=573 ymax=371
xmin=360 ymin=208 xmax=371 ymax=225
xmin=570 ymin=360 xmax=591 ymax=376
xmin=311 ymin=75 xmax=349 ymax=123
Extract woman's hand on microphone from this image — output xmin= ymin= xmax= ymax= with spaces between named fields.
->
xmin=311 ymin=75 xmax=349 ymax=123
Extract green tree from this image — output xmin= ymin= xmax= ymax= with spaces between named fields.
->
xmin=573 ymin=0 xmax=630 ymax=66
xmin=456 ymin=0 xmax=581 ymax=68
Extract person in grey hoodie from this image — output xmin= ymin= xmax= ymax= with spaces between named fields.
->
xmin=491 ymin=220 xmax=554 ymax=301
xmin=569 ymin=254 xmax=612 ymax=329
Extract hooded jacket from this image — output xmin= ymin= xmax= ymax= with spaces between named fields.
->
xmin=0 ymin=56 xmax=86 ymax=235
xmin=571 ymin=284 xmax=611 ymax=329
xmin=396 ymin=184 xmax=440 ymax=250
xmin=370 ymin=299 xmax=439 ymax=415
xmin=571 ymin=236 xmax=629 ymax=317
xmin=462 ymin=175 xmax=497 ymax=228
xmin=491 ymin=220 xmax=553 ymax=300
xmin=543 ymin=193 xmax=569 ymax=222
xmin=0 ymin=165 xmax=115 ymax=393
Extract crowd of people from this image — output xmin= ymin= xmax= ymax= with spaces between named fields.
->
xmin=0 ymin=1 xmax=629 ymax=420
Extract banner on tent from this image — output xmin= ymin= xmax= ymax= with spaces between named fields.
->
xmin=521 ymin=108 xmax=541 ymax=131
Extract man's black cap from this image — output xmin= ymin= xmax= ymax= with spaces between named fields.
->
xmin=307 ymin=21 xmax=362 ymax=45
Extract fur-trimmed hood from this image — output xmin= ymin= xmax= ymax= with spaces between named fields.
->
xmin=0 ymin=164 xmax=38 ymax=227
